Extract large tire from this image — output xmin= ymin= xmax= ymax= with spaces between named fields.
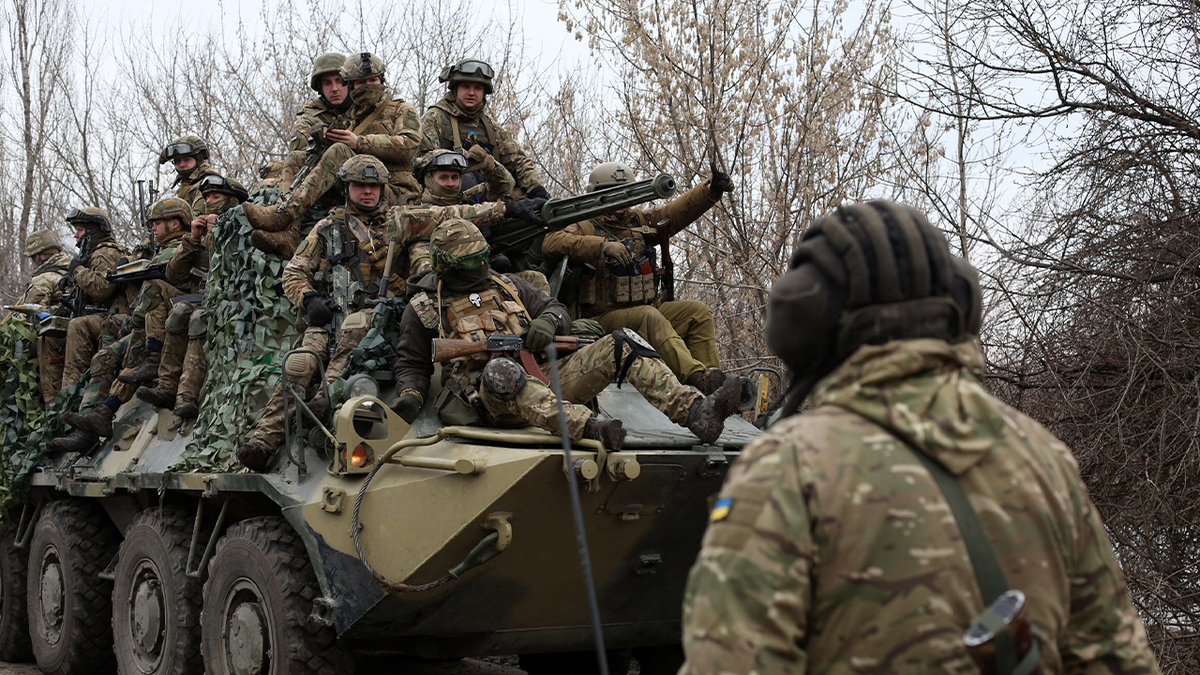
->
xmin=112 ymin=507 xmax=203 ymax=675
xmin=519 ymin=649 xmax=632 ymax=675
xmin=0 ymin=525 xmax=32 ymax=661
xmin=631 ymin=645 xmax=685 ymax=675
xmin=200 ymin=516 xmax=351 ymax=675
xmin=27 ymin=500 xmax=120 ymax=675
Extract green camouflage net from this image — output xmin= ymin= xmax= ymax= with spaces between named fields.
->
xmin=171 ymin=190 xmax=300 ymax=472
xmin=0 ymin=320 xmax=44 ymax=518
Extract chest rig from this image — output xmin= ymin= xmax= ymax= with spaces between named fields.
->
xmin=315 ymin=211 xmax=392 ymax=327
xmin=436 ymin=105 xmax=499 ymax=153
xmin=439 ymin=275 xmax=532 ymax=390
xmin=585 ymin=218 xmax=659 ymax=309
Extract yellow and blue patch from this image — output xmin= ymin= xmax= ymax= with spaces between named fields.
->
xmin=710 ymin=497 xmax=733 ymax=522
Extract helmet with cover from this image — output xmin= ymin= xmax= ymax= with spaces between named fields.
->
xmin=24 ymin=229 xmax=62 ymax=257
xmin=65 ymin=207 xmax=112 ymax=233
xmin=148 ymin=195 xmax=194 ymax=224
xmin=338 ymin=155 xmax=389 ymax=185
xmin=197 ymin=174 xmax=250 ymax=202
xmin=413 ymin=149 xmax=468 ymax=183
xmin=586 ymin=162 xmax=635 ymax=193
xmin=340 ymin=52 xmax=386 ymax=84
xmin=430 ymin=219 xmax=490 ymax=275
xmin=158 ymin=135 xmax=210 ymax=165
xmin=310 ymin=52 xmax=346 ymax=92
xmin=438 ymin=58 xmax=495 ymax=95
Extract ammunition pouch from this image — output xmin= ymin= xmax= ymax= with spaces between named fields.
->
xmin=480 ymin=357 xmax=527 ymax=401
xmin=435 ymin=378 xmax=483 ymax=426
xmin=607 ymin=259 xmax=656 ymax=307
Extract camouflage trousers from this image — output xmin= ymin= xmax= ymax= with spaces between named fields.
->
xmin=62 ymin=312 xmax=126 ymax=389
xmin=78 ymin=332 xmax=134 ymax=412
xmin=288 ymin=143 xmax=419 ymax=213
xmin=38 ymin=334 xmax=65 ymax=405
xmin=598 ymin=300 xmax=719 ymax=382
xmin=249 ymin=310 xmax=372 ymax=451
xmin=177 ymin=336 xmax=207 ymax=407
xmin=136 ymin=279 xmax=184 ymax=343
xmin=478 ymin=334 xmax=703 ymax=440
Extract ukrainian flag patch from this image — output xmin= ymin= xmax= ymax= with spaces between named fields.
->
xmin=710 ymin=497 xmax=733 ymax=522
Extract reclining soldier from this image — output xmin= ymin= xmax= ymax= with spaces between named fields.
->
xmin=542 ymin=161 xmax=734 ymax=394
xmin=160 ymin=135 xmax=220 ymax=214
xmin=392 ymin=220 xmax=744 ymax=451
xmin=136 ymin=175 xmax=249 ymax=418
xmin=243 ymin=51 xmax=423 ymax=258
xmin=420 ymin=58 xmax=549 ymax=200
xmin=14 ymin=230 xmax=71 ymax=403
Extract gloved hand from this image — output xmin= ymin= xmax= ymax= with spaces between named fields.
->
xmin=464 ymin=143 xmax=495 ymax=172
xmin=523 ymin=315 xmax=558 ymax=352
xmin=504 ymin=197 xmax=547 ymax=225
xmin=527 ymin=185 xmax=550 ymax=201
xmin=57 ymin=273 xmax=74 ymax=292
xmin=394 ymin=388 xmax=424 ymax=423
xmin=302 ymin=291 xmax=334 ymax=328
xmin=68 ymin=256 xmax=87 ymax=272
xmin=709 ymin=160 xmax=734 ymax=197
xmin=603 ymin=241 xmax=633 ymax=265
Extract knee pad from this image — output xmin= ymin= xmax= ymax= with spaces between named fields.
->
xmin=340 ymin=309 xmax=371 ymax=331
xmin=284 ymin=351 xmax=319 ymax=379
xmin=188 ymin=308 xmax=208 ymax=338
xmin=480 ymin=358 xmax=527 ymax=401
xmin=166 ymin=302 xmax=196 ymax=333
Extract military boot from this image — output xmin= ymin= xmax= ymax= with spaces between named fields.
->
xmin=685 ymin=375 xmax=743 ymax=445
xmin=50 ymin=429 xmax=100 ymax=453
xmin=174 ymin=396 xmax=199 ymax=420
xmin=243 ymin=202 xmax=299 ymax=233
xmin=582 ymin=416 xmax=626 ymax=452
xmin=304 ymin=395 xmax=331 ymax=423
xmin=250 ymin=228 xmax=301 ymax=258
xmin=237 ymin=441 xmax=273 ymax=473
xmin=134 ymin=340 xmax=186 ymax=408
xmin=63 ymin=405 xmax=117 ymax=438
xmin=685 ymin=367 xmax=727 ymax=396
xmin=118 ymin=351 xmax=161 ymax=386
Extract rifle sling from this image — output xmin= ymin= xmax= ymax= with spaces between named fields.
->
xmin=352 ymin=105 xmax=386 ymax=136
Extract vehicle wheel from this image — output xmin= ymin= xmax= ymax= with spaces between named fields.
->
xmin=113 ymin=506 xmax=203 ymax=675
xmin=519 ymin=649 xmax=632 ymax=675
xmin=27 ymin=499 xmax=120 ymax=675
xmin=0 ymin=525 xmax=32 ymax=661
xmin=631 ymin=645 xmax=684 ymax=675
xmin=200 ymin=516 xmax=351 ymax=675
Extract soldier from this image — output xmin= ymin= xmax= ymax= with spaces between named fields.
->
xmin=287 ymin=52 xmax=350 ymax=153
xmin=17 ymin=230 xmax=71 ymax=404
xmin=243 ymin=51 xmax=423 ymax=258
xmin=414 ymin=148 xmax=514 ymax=206
xmin=136 ymin=175 xmax=248 ymax=417
xmin=390 ymin=219 xmax=743 ymax=454
xmin=678 ymin=202 xmax=1161 ymax=675
xmin=159 ymin=135 xmax=219 ymax=213
xmin=541 ymin=162 xmax=734 ymax=393
xmin=419 ymin=58 xmax=549 ymax=200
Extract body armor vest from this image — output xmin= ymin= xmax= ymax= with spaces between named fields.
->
xmin=314 ymin=210 xmax=398 ymax=325
xmin=432 ymin=104 xmax=499 ymax=154
xmin=439 ymin=275 xmax=532 ymax=390
xmin=578 ymin=219 xmax=659 ymax=313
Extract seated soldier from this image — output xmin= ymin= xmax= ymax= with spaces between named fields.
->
xmin=244 ymin=52 xmax=423 ymax=259
xmin=160 ymin=135 xmax=220 ymax=213
xmin=542 ymin=162 xmax=734 ymax=394
xmin=136 ymin=175 xmax=249 ymax=417
xmin=265 ymin=53 xmax=351 ymax=189
xmin=392 ymin=220 xmax=744 ymax=451
xmin=15 ymin=230 xmax=71 ymax=404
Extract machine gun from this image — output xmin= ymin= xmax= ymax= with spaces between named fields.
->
xmin=106 ymin=260 xmax=166 ymax=285
xmin=431 ymin=333 xmax=594 ymax=384
xmin=483 ymin=174 xmax=677 ymax=261
xmin=277 ymin=118 xmax=352 ymax=214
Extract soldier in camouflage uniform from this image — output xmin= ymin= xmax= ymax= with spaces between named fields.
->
xmin=16 ymin=230 xmax=71 ymax=403
xmin=542 ymin=161 xmax=734 ymax=393
xmin=264 ymin=53 xmax=353 ymax=189
xmin=419 ymin=59 xmax=548 ymax=200
xmin=391 ymin=220 xmax=743 ymax=452
xmin=243 ymin=51 xmax=423 ymax=259
xmin=137 ymin=175 xmax=248 ymax=419
xmin=236 ymin=156 xmax=540 ymax=471
xmin=679 ymin=201 xmax=1161 ymax=675
xmin=160 ymin=135 xmax=220 ymax=214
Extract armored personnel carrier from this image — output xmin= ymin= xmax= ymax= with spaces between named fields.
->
xmin=0 ymin=183 xmax=762 ymax=675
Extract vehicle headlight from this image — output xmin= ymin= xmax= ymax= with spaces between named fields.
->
xmin=344 ymin=374 xmax=380 ymax=399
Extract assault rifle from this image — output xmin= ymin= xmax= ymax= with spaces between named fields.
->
xmin=277 ymin=119 xmax=352 ymax=214
xmin=431 ymin=334 xmax=595 ymax=384
xmin=106 ymin=260 xmax=166 ymax=285
xmin=484 ymin=174 xmax=677 ymax=261
xmin=134 ymin=179 xmax=159 ymax=259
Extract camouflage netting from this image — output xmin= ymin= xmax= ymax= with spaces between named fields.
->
xmin=172 ymin=190 xmax=300 ymax=472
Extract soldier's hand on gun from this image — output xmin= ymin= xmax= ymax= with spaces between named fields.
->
xmin=464 ymin=143 xmax=495 ymax=171
xmin=523 ymin=315 xmax=558 ymax=352
xmin=68 ymin=256 xmax=87 ymax=273
xmin=526 ymin=185 xmax=551 ymax=201
xmin=302 ymin=291 xmax=335 ymax=328
xmin=603 ymin=241 xmax=633 ymax=266
xmin=394 ymin=388 xmax=424 ymax=424
xmin=504 ymin=197 xmax=546 ymax=225
xmin=57 ymin=273 xmax=74 ymax=292
xmin=324 ymin=127 xmax=359 ymax=150
xmin=708 ymin=160 xmax=734 ymax=197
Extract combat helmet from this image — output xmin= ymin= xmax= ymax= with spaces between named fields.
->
xmin=438 ymin=59 xmax=495 ymax=95
xmin=586 ymin=162 xmax=634 ymax=193
xmin=24 ymin=229 xmax=62 ymax=257
xmin=340 ymin=52 xmax=386 ymax=84
xmin=338 ymin=155 xmax=389 ymax=184
xmin=66 ymin=207 xmax=112 ymax=233
xmin=430 ymin=219 xmax=490 ymax=274
xmin=148 ymin=195 xmax=194 ymax=224
xmin=310 ymin=52 xmax=346 ymax=92
xmin=413 ymin=150 xmax=468 ymax=183
xmin=197 ymin=174 xmax=250 ymax=202
xmin=158 ymin=135 xmax=210 ymax=165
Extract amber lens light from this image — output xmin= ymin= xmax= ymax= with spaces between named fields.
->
xmin=351 ymin=444 xmax=371 ymax=467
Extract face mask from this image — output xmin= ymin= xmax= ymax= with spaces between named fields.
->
xmin=351 ymin=83 xmax=387 ymax=107
xmin=441 ymin=264 xmax=491 ymax=293
xmin=204 ymin=195 xmax=238 ymax=216
xmin=423 ymin=175 xmax=460 ymax=204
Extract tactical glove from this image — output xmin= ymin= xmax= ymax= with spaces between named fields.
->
xmin=603 ymin=241 xmax=633 ymax=266
xmin=465 ymin=143 xmax=495 ymax=171
xmin=523 ymin=315 xmax=559 ymax=352
xmin=527 ymin=185 xmax=551 ymax=201
xmin=394 ymin=388 xmax=424 ymax=424
xmin=709 ymin=160 xmax=734 ymax=197
xmin=302 ymin=291 xmax=334 ymax=328
xmin=504 ymin=197 xmax=546 ymax=225
xmin=58 ymin=273 xmax=74 ymax=292
xmin=68 ymin=257 xmax=87 ymax=273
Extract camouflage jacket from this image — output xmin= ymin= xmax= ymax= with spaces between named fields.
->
xmin=288 ymin=98 xmax=347 ymax=153
xmin=542 ymin=180 xmax=719 ymax=316
xmin=348 ymin=91 xmax=422 ymax=199
xmin=73 ymin=235 xmax=129 ymax=310
xmin=419 ymin=92 xmax=543 ymax=194
xmin=174 ymin=161 xmax=220 ymax=214
xmin=679 ymin=339 xmax=1160 ymax=675
xmin=164 ymin=230 xmax=209 ymax=291
xmin=19 ymin=251 xmax=71 ymax=306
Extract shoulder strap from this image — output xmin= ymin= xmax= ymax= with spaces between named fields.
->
xmin=352 ymin=104 xmax=386 ymax=135
xmin=482 ymin=115 xmax=498 ymax=146
xmin=491 ymin=273 xmax=529 ymax=313
xmin=449 ymin=116 xmax=462 ymax=151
